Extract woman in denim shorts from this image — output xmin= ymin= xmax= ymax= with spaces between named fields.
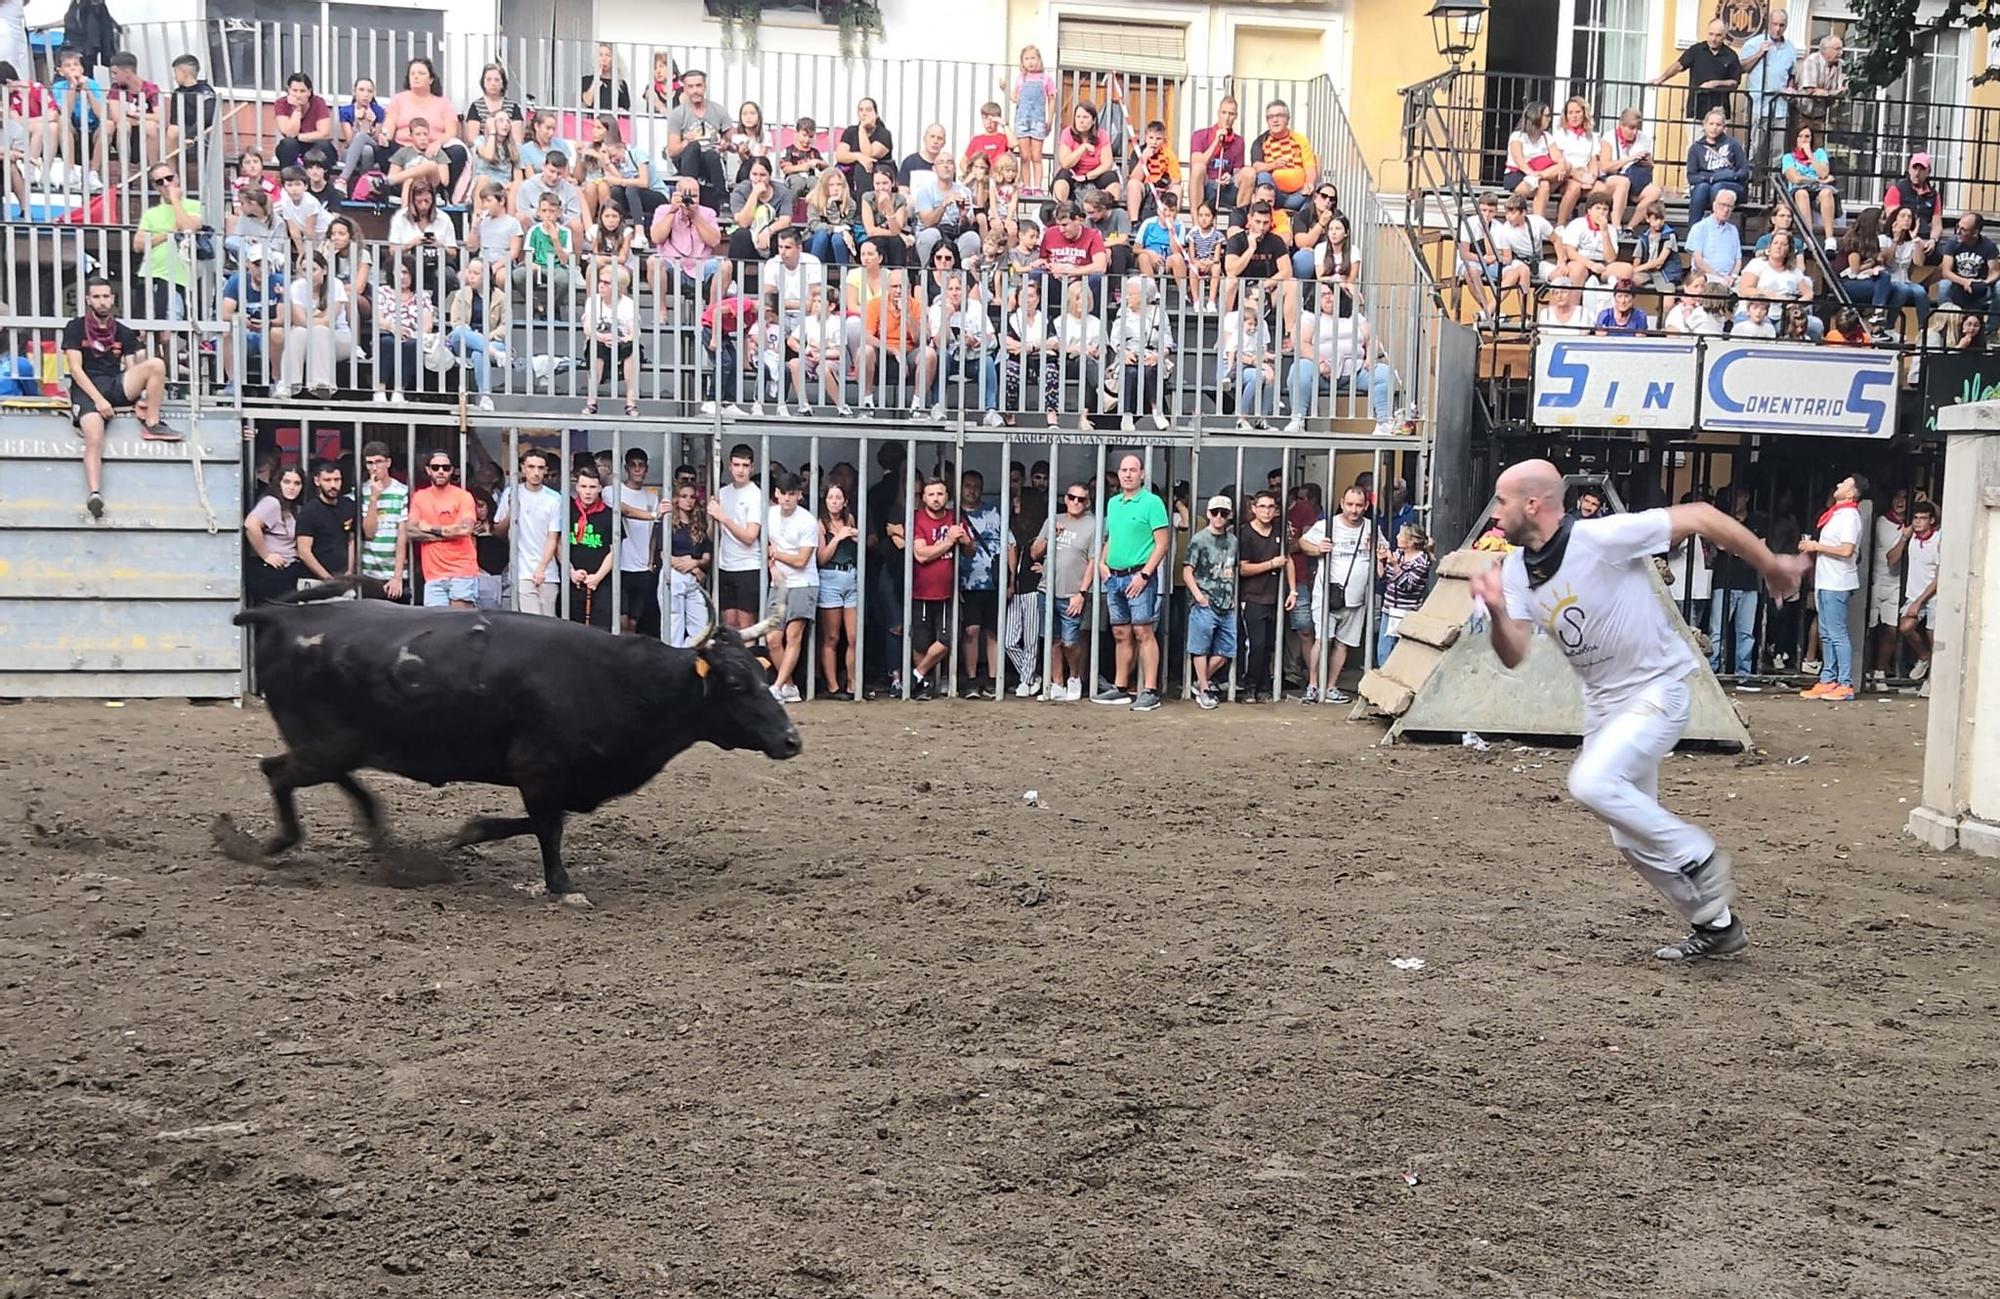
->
xmin=816 ymin=482 xmax=861 ymax=699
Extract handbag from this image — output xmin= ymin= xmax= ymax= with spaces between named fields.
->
xmin=422 ymin=331 xmax=455 ymax=374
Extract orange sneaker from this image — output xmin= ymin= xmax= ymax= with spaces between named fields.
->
xmin=1799 ymin=681 xmax=1834 ymax=698
xmin=1822 ymin=685 xmax=1856 ymax=701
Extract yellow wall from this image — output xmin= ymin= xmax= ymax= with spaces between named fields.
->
xmin=1233 ymin=25 xmax=1325 ymax=82
xmin=1343 ymin=0 xmax=1488 ymax=188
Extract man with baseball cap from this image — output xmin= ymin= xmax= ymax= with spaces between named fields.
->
xmin=1884 ymin=152 xmax=1943 ymax=245
xmin=1182 ymin=493 xmax=1240 ymax=709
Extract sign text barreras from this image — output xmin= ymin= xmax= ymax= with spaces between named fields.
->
xmin=1532 ymin=338 xmax=1900 ymax=439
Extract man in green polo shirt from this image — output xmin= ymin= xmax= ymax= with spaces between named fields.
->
xmin=1091 ymin=453 xmax=1171 ymax=712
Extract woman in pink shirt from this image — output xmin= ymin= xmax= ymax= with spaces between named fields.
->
xmin=382 ymin=56 xmax=469 ymax=195
xmin=1050 ymin=102 xmax=1119 ymax=205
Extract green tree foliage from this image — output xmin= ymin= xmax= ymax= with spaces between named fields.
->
xmin=1849 ymin=0 xmax=2000 ymax=90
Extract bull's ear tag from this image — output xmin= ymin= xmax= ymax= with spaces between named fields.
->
xmin=693 ymin=656 xmax=711 ymax=678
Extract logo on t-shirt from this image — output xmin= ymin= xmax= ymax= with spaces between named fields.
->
xmin=1540 ymin=583 xmax=1594 ymax=654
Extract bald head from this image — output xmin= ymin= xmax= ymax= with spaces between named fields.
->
xmin=1493 ymin=459 xmax=1567 ymax=547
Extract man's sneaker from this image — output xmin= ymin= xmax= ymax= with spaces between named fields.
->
xmin=1282 ymin=415 xmax=1305 ymax=434
xmin=1911 ymin=657 xmax=1931 ymax=682
xmin=768 ymin=683 xmax=785 ymax=701
xmin=1801 ymin=657 xmax=1822 ymax=674
xmin=1655 ymin=915 xmax=1748 ymax=961
xmin=1092 ymin=685 xmax=1133 ymax=705
xmin=1823 ymin=684 xmax=1856 ymax=701
xmin=1773 ymin=651 xmax=1791 ymax=671
xmin=1195 ymin=689 xmax=1219 ymax=710
xmin=910 ymin=674 xmax=932 ymax=700
xmin=1799 ymin=681 xmax=1834 ymax=698
xmin=1014 ymin=678 xmax=1040 ymax=698
xmin=85 ymin=491 xmax=104 ymax=520
xmin=931 ymin=401 xmax=947 ymax=421
xmin=778 ymin=683 xmax=802 ymax=703
xmin=1301 ymin=685 xmax=1319 ymax=704
xmin=1683 ymin=848 xmax=1735 ymax=927
xmin=1130 ymin=689 xmax=1162 ymax=712
xmin=748 ymin=401 xmax=767 ymax=417
xmin=1324 ymin=688 xmax=1353 ymax=704
xmin=983 ymin=411 xmax=1004 ymax=427
xmin=1919 ymin=678 xmax=1930 ymax=698
xmin=861 ymin=393 xmax=877 ymax=410
xmin=700 ymin=399 xmax=717 ymax=415
xmin=477 ymin=395 xmax=495 ymax=412
xmin=1152 ymin=412 xmax=1170 ymax=430
xmin=1064 ymin=678 xmax=1084 ymax=702
xmin=1119 ymin=413 xmax=1135 ymax=431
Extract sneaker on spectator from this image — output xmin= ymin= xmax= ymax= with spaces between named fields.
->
xmin=910 ymin=674 xmax=932 ymax=700
xmin=768 ymin=683 xmax=785 ymax=701
xmin=1130 ymin=690 xmax=1162 ymax=712
xmin=1092 ymin=684 xmax=1133 ymax=705
xmin=837 ymin=401 xmax=855 ymax=417
xmin=1772 ymin=651 xmax=1790 ymax=671
xmin=1282 ymin=415 xmax=1305 ymax=434
xmin=477 ymin=395 xmax=494 ymax=412
xmin=861 ymin=393 xmax=877 ymax=410
xmin=930 ymin=401 xmax=947 ymax=421
xmin=749 ymin=400 xmax=766 ymax=417
xmin=1195 ymin=689 xmax=1219 ymax=710
xmin=1866 ymin=670 xmax=1886 ymax=691
xmin=1152 ymin=411 xmax=1170 ymax=431
xmin=1301 ymin=685 xmax=1319 ymax=704
xmin=1014 ymin=677 xmax=1039 ymax=698
xmin=1799 ymin=681 xmax=1834 ymax=698
xmin=1823 ymin=685 xmax=1856 ymax=701
xmin=700 ymin=399 xmax=717 ymax=415
xmin=983 ymin=411 xmax=1003 ymax=427
xmin=1911 ymin=657 xmax=1931 ymax=682
xmin=1919 ymin=678 xmax=1930 ymax=698
xmin=86 ymin=491 xmax=104 ymax=520
xmin=1119 ymin=413 xmax=1135 ymax=431
xmin=1325 ymin=688 xmax=1353 ymax=704
xmin=1236 ymin=416 xmax=1254 ymax=430
xmin=724 ymin=402 xmax=747 ymax=417
xmin=778 ymin=683 xmax=802 ymax=703
xmin=794 ymin=401 xmax=812 ymax=417
xmin=1801 ymin=657 xmax=1821 ymax=674
xmin=373 ymin=390 xmax=392 ymax=405
xmin=1373 ymin=419 xmax=1397 ymax=436
xmin=271 ymin=382 xmax=292 ymax=399
xmin=1063 ymin=678 xmax=1083 ymax=702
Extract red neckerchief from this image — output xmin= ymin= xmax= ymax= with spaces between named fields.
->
xmin=1880 ymin=506 xmax=1903 ymax=527
xmin=1617 ymin=126 xmax=1636 ymax=148
xmin=1587 ymin=216 xmax=1603 ymax=234
xmin=1913 ymin=525 xmax=1935 ymax=541
xmin=571 ymin=495 xmax=605 ymax=543
xmin=1816 ymin=499 xmax=1857 ymax=531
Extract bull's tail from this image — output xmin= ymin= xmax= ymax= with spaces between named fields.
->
xmin=232 ymin=575 xmax=389 ymax=627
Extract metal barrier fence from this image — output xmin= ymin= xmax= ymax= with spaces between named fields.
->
xmin=250 ymin=425 xmax=1429 ymax=707
xmin=149 ymin=230 xmax=1422 ymax=433
xmin=1405 ymin=66 xmax=1992 ymax=216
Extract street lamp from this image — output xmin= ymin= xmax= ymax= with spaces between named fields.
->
xmin=1427 ymin=0 xmax=1487 ymax=66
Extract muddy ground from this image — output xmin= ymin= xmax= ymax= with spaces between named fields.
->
xmin=1 ymin=692 xmax=1995 ymax=1298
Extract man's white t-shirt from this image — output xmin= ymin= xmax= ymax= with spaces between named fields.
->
xmin=1869 ymin=513 xmax=1904 ymax=590
xmin=1814 ymin=505 xmax=1863 ymax=592
xmin=495 ymin=482 xmax=563 ymax=578
xmin=1490 ymin=214 xmax=1553 ymax=264
xmin=715 ymin=481 xmax=762 ymax=572
xmin=766 ymin=504 xmax=820 ymax=588
xmin=618 ymin=483 xmax=659 ymax=572
xmin=1558 ymin=216 xmax=1618 ymax=267
xmin=1301 ymin=514 xmax=1375 ymax=613
xmin=1502 ymin=510 xmax=1699 ymax=728
xmin=1904 ymin=530 xmax=1942 ymax=610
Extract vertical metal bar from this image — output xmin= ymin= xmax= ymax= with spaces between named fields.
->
xmin=995 ymin=433 xmax=1010 ymax=706
xmin=1090 ymin=440 xmax=1106 ymax=697
xmin=900 ymin=434 xmax=915 ymax=698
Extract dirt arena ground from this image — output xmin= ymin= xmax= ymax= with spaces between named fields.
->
xmin=2 ymin=691 xmax=1996 ymax=1298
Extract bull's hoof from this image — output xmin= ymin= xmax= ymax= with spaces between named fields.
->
xmin=556 ymin=891 xmax=594 ymax=911
xmin=211 ymin=814 xmax=273 ymax=864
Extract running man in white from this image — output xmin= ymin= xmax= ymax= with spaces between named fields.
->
xmin=1468 ymin=460 xmax=1810 ymax=960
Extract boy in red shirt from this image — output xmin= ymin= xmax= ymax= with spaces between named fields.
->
xmin=964 ymin=102 xmax=1010 ymax=169
xmin=907 ymin=476 xmax=963 ymax=700
xmin=406 ymin=451 xmax=481 ymax=607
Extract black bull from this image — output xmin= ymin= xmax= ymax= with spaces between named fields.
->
xmin=227 ymin=581 xmax=801 ymax=904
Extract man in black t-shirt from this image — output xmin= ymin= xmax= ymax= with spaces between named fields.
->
xmin=60 ymin=277 xmax=182 ymax=519
xmin=1654 ymin=19 xmax=1743 ymax=122
xmin=1236 ymin=489 xmax=1291 ymax=702
xmin=297 ymin=459 xmax=359 ymax=579
xmin=1222 ymin=200 xmax=1294 ymax=314
xmin=1933 ymin=211 xmax=2000 ymax=323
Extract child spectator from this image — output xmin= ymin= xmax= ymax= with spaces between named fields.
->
xmin=106 ymin=50 xmax=166 ymax=171
xmin=50 ymin=47 xmax=107 ymax=185
xmin=524 ymin=192 xmax=577 ymax=320
xmin=1186 ymin=201 xmax=1226 ymax=310
xmin=1001 ymin=46 xmax=1054 ymax=187
xmin=468 ymin=178 xmax=525 ymax=284
xmin=469 ymin=110 xmax=521 ymax=201
xmin=1125 ymin=118 xmax=1180 ymax=224
xmin=1730 ymin=296 xmax=1776 ymax=338
xmin=335 ymin=76 xmax=388 ymax=190
xmin=965 ymin=101 xmax=1010 ymax=169
xmin=788 ymin=285 xmax=850 ymax=415
xmin=1135 ymin=188 xmax=1190 ymax=288
xmin=273 ymin=165 xmax=331 ymax=261
xmin=781 ymin=114 xmax=827 ymax=194
xmin=220 ymin=244 xmax=289 ymax=398
xmin=805 ymin=165 xmax=862 ymax=266
xmin=234 ymin=148 xmax=280 ymax=204
xmin=164 ymin=53 xmax=216 ymax=161
xmin=444 ymin=257 xmax=507 ymax=410
xmin=224 ymin=186 xmax=281 ymax=269
xmin=1628 ymin=200 xmax=1683 ymax=291
xmin=986 ymin=151 xmax=1023 ymax=239
xmin=373 ymin=254 xmax=433 ymax=404
xmin=386 ymin=116 xmax=451 ymax=203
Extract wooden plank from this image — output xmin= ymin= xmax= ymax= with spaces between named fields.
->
xmin=0 ymin=669 xmax=240 ymax=699
xmin=1396 ymin=608 xmax=1461 ymax=650
xmin=0 ymin=531 xmax=241 ymax=599
xmin=1436 ymin=548 xmax=1502 ymax=579
xmin=0 ymin=598 xmax=241 ymax=673
xmin=0 ymin=457 xmax=242 ymax=530
xmin=0 ymin=413 xmax=244 ymax=463
xmin=1357 ymin=669 xmax=1415 ymax=716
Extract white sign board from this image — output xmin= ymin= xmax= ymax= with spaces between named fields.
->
xmin=1532 ymin=337 xmax=1701 ymax=429
xmin=1699 ymin=341 xmax=1901 ymax=438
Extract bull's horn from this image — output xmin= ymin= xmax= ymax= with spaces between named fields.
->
xmin=690 ymin=618 xmax=716 ymax=651
xmin=738 ymin=613 xmax=777 ymax=643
